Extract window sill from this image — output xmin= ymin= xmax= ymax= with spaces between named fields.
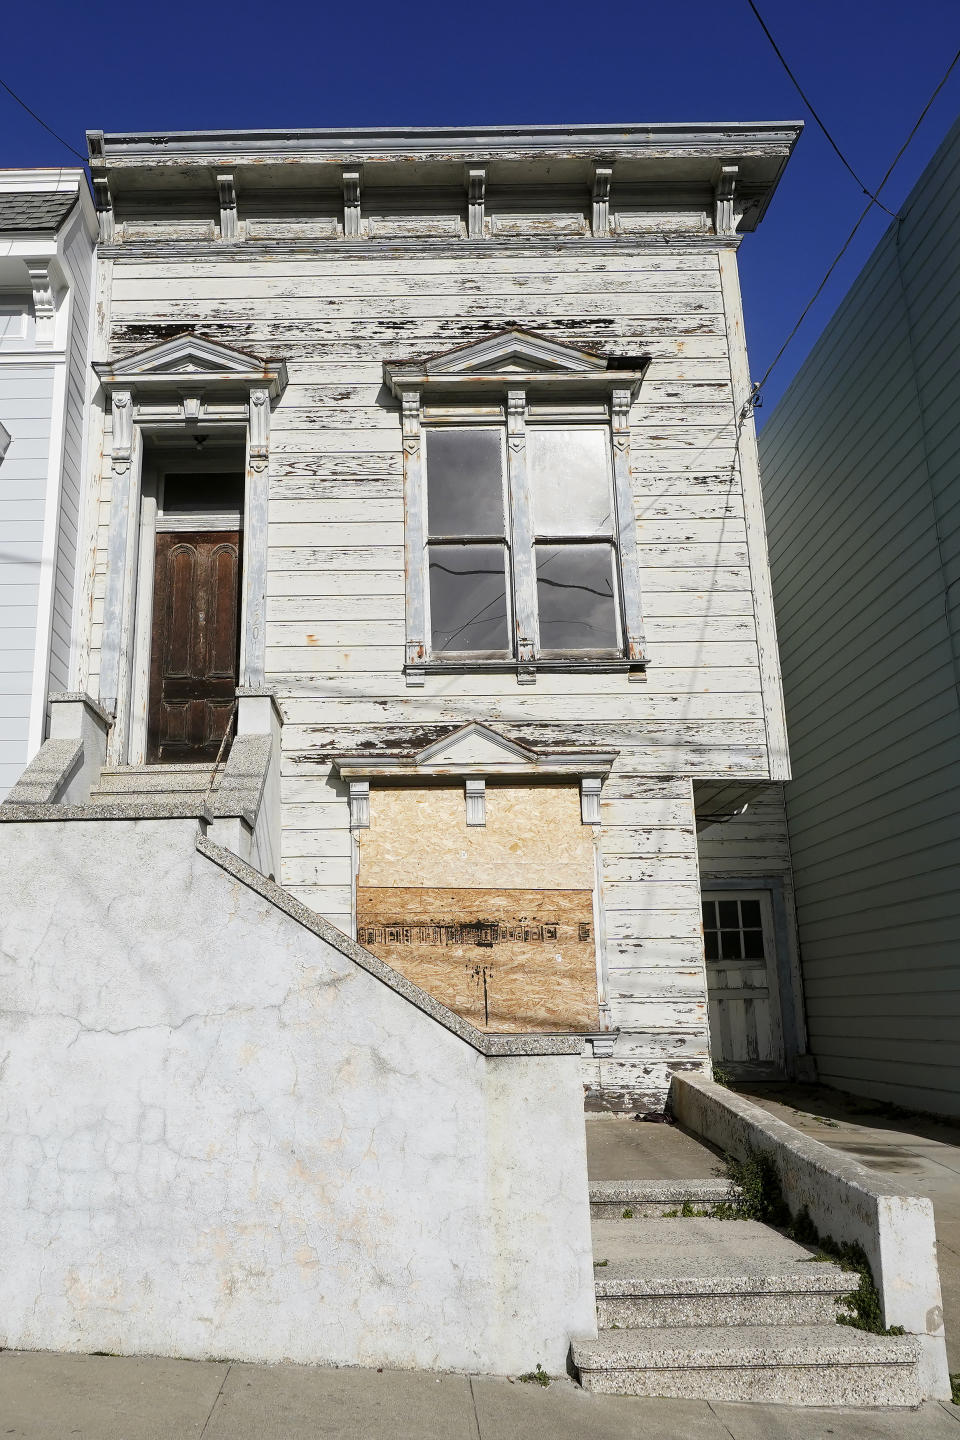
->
xmin=404 ymin=657 xmax=646 ymax=686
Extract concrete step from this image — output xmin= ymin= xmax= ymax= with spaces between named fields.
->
xmin=589 ymin=1178 xmax=734 ymax=1218
xmin=595 ymin=1252 xmax=856 ymax=1328
xmin=572 ymin=1324 xmax=922 ymax=1405
xmin=91 ymin=764 xmax=220 ymax=802
xmin=591 ymin=1215 xmax=818 ymax=1268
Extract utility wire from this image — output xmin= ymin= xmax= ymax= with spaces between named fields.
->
xmin=745 ymin=0 xmax=898 ymax=218
xmin=0 ymin=76 xmax=88 ymax=164
xmin=742 ymin=40 xmax=960 ymax=415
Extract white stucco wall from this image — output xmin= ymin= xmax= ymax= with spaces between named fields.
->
xmin=0 ymin=817 xmax=595 ymax=1372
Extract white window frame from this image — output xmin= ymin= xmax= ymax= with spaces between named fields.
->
xmin=385 ymin=333 xmax=648 ymax=686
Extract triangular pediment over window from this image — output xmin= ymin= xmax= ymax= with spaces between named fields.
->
xmin=383 ymin=328 xmax=648 ymax=399
xmin=424 ymin=329 xmax=609 ymax=375
xmin=333 ymin=722 xmax=617 ymax=779
xmin=416 ymin=723 xmax=537 ymax=769
xmin=94 ymin=333 xmax=288 ymax=400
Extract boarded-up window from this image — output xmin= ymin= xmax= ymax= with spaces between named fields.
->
xmin=356 ymin=784 xmax=599 ymax=1033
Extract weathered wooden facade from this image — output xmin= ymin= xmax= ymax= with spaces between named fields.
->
xmin=65 ymin=122 xmax=804 ymax=1107
xmin=759 ymin=113 xmax=960 ymax=1117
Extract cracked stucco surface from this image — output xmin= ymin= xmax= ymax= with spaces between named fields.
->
xmin=0 ymin=818 xmax=595 ymax=1370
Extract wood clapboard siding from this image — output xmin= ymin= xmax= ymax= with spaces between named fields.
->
xmin=758 ymin=115 xmax=960 ymax=1116
xmin=0 ymin=364 xmax=54 ymax=796
xmin=47 ymin=211 xmax=94 ymax=698
xmin=87 ymin=230 xmax=788 ymax=1088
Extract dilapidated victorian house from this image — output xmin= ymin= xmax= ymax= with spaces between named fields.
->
xmin=2 ymin=122 xmax=866 ymax=1386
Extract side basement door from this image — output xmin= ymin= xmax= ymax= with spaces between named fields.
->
xmin=147 ymin=530 xmax=242 ymax=763
xmin=702 ymin=890 xmax=784 ymax=1077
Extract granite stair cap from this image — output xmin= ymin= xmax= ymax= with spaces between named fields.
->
xmin=589 ymin=1179 xmax=733 ymax=1203
xmin=592 ymin=1252 xmax=856 ymax=1295
xmin=591 ymin=1215 xmax=816 ymax=1266
xmin=573 ymin=1323 xmax=921 ymax=1370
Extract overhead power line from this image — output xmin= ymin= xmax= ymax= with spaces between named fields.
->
xmin=0 ymin=76 xmax=88 ymax=164
xmin=745 ymin=0 xmax=898 ymax=218
xmin=743 ymin=40 xmax=960 ymax=413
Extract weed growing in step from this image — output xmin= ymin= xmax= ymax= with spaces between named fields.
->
xmin=722 ymin=1150 xmax=791 ymax=1227
xmin=593 ymin=1259 xmax=608 ymax=1267
xmin=789 ymin=1207 xmax=904 ymax=1336
xmin=713 ymin=1150 xmax=906 ymax=1338
xmin=622 ymin=1208 xmax=634 ymax=1218
xmin=950 ymin=1373 xmax=960 ymax=1405
xmin=712 ymin=1064 xmax=732 ymax=1087
xmin=518 ymin=1364 xmax=550 ymax=1386
xmin=662 ymin=1201 xmax=711 ymax=1218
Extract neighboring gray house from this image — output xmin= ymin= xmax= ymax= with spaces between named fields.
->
xmin=759 ymin=114 xmax=960 ymax=1118
xmin=0 ymin=170 xmax=97 ymax=796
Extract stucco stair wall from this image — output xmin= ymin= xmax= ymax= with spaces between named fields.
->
xmin=0 ymin=814 xmax=595 ymax=1374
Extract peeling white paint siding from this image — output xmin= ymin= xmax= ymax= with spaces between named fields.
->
xmin=77 ymin=142 xmax=795 ymax=1103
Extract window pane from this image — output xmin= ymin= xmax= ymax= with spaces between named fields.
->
xmin=429 ymin=544 xmax=509 ymax=653
xmin=163 ymin=473 xmax=244 ymax=515
xmin=720 ymin=930 xmax=743 ymax=960
xmin=528 ymin=428 xmax=613 ymax=536
xmin=704 ymin=930 xmax=719 ymax=961
xmin=740 ymin=900 xmax=762 ymax=927
xmin=743 ymin=929 xmax=765 ymax=959
xmin=536 ymin=544 xmax=618 ymax=652
xmin=717 ymin=900 xmax=740 ymax=928
xmin=425 ymin=429 xmax=504 ymax=537
xmin=702 ymin=901 xmax=716 ymax=930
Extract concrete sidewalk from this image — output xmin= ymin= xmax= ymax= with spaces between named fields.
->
xmin=1 ymin=1351 xmax=959 ymax=1440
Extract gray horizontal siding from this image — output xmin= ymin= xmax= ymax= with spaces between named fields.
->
xmin=0 ymin=363 xmax=54 ymax=797
xmin=759 ymin=114 xmax=960 ymax=1117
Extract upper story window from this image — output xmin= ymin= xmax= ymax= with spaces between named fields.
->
xmin=424 ymin=423 xmax=622 ymax=659
xmin=384 ymin=328 xmax=649 ymax=685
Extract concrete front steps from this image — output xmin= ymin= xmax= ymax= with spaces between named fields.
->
xmin=90 ymin=763 xmax=222 ymax=807
xmin=573 ymin=1183 xmax=922 ymax=1406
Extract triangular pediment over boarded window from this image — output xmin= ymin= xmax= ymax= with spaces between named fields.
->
xmin=333 ymin=722 xmax=617 ymax=780
xmin=415 ymin=723 xmax=538 ymax=770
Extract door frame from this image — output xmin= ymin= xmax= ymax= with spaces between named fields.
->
xmin=93 ymin=335 xmax=287 ymax=767
xmin=700 ymin=874 xmax=807 ymax=1078
xmin=128 ymin=456 xmax=245 ymax=766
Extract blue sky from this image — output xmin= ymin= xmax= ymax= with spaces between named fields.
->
xmin=3 ymin=0 xmax=959 ymax=419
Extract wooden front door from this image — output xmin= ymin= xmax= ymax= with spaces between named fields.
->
xmin=147 ymin=530 xmax=241 ymax=763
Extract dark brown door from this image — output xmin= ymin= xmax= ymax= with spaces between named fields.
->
xmin=147 ymin=530 xmax=241 ymax=763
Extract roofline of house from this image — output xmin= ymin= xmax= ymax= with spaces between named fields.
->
xmin=89 ymin=119 xmax=803 ymax=161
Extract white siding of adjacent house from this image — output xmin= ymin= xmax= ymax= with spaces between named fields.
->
xmin=47 ymin=207 xmax=94 ymax=698
xmin=0 ymin=363 xmax=54 ymax=795
xmin=759 ymin=116 xmax=960 ymax=1115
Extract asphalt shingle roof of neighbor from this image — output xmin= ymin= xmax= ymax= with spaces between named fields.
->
xmin=0 ymin=191 xmax=78 ymax=232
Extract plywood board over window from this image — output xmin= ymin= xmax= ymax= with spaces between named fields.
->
xmin=356 ymin=785 xmax=599 ymax=1033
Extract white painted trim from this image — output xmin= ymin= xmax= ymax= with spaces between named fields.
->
xmin=127 ymin=480 xmax=158 ymax=766
xmin=718 ymin=248 xmax=790 ymax=780
xmin=71 ymin=254 xmax=112 ymax=695
xmin=464 ymin=777 xmax=486 ymax=826
xmin=241 ymin=428 xmax=268 ymax=687
xmin=108 ymin=428 xmax=145 ymax=764
xmin=26 ymin=352 xmax=68 ymax=758
xmin=67 ymin=227 xmax=102 ymax=691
